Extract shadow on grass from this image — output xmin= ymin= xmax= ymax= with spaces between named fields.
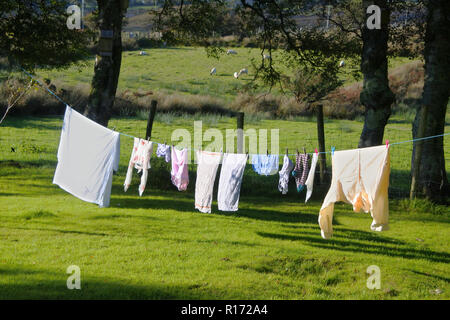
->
xmin=1 ymin=116 xmax=62 ymax=130
xmin=0 ymin=266 xmax=220 ymax=299
xmin=4 ymin=226 xmax=108 ymax=237
xmin=115 ymin=195 xmax=319 ymax=224
xmin=280 ymin=224 xmax=406 ymax=245
xmin=89 ymin=213 xmax=159 ymax=221
xmin=151 ymin=236 xmax=262 ymax=249
xmin=256 ymin=231 xmax=450 ymax=264
xmin=387 ymin=119 xmax=413 ymax=125
xmin=217 ymin=207 xmax=319 ymax=224
xmin=111 ymin=196 xmax=192 ymax=211
xmin=408 ymin=270 xmax=450 ymax=283
xmin=0 ymin=160 xmax=57 ymax=170
xmin=0 ymin=192 xmax=23 ymax=196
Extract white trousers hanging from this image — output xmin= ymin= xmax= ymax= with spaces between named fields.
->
xmin=319 ymin=145 xmax=390 ymax=239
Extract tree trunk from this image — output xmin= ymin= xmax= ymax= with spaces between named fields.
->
xmin=358 ymin=0 xmax=395 ymax=148
xmin=84 ymin=0 xmax=127 ymax=127
xmin=411 ymin=0 xmax=450 ymax=202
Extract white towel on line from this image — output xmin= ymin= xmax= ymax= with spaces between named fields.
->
xmin=194 ymin=150 xmax=222 ymax=213
xmin=217 ymin=153 xmax=248 ymax=212
xmin=53 ymin=106 xmax=120 ymax=208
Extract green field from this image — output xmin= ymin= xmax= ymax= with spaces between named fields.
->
xmin=34 ymin=47 xmax=412 ymax=102
xmin=0 ymin=115 xmax=448 ymax=299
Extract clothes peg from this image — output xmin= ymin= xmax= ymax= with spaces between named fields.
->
xmin=303 ymin=147 xmax=306 ymax=154
xmin=286 ymin=148 xmax=288 ymax=156
xmin=331 ymin=146 xmax=335 ymax=155
xmin=314 ymin=148 xmax=318 ymax=155
xmin=386 ymin=140 xmax=389 ymax=149
xmin=266 ymin=148 xmax=269 ymax=155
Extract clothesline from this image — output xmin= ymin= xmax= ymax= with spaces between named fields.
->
xmin=20 ymin=67 xmax=447 ymax=242
xmin=19 ymin=67 xmax=450 ymax=157
xmin=54 ymin=106 xmax=393 ymax=240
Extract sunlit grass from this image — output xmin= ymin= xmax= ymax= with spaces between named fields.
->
xmin=24 ymin=47 xmax=412 ymax=102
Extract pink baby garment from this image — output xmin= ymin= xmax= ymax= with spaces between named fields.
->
xmin=171 ymin=147 xmax=189 ymax=191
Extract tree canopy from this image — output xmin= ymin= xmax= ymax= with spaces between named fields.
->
xmin=0 ymin=0 xmax=92 ymax=70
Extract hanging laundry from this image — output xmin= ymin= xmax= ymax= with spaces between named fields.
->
xmin=217 ymin=153 xmax=248 ymax=211
xmin=171 ymin=147 xmax=189 ymax=191
xmin=194 ymin=150 xmax=222 ymax=213
xmin=278 ymin=154 xmax=294 ymax=194
xmin=124 ymin=138 xmax=153 ymax=196
xmin=251 ymin=154 xmax=279 ymax=176
xmin=156 ymin=143 xmax=171 ymax=163
xmin=319 ymin=145 xmax=390 ymax=239
xmin=292 ymin=152 xmax=309 ymax=192
xmin=304 ymin=152 xmax=318 ymax=203
xmin=53 ymin=106 xmax=120 ymax=208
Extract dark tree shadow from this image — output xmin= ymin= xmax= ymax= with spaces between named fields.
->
xmin=114 ymin=195 xmax=321 ymax=224
xmin=256 ymin=231 xmax=450 ymax=264
xmin=0 ymin=266 xmax=225 ymax=299
xmin=408 ymin=270 xmax=450 ymax=283
xmin=0 ymin=116 xmax=62 ymax=130
xmin=4 ymin=226 xmax=108 ymax=237
xmin=89 ymin=213 xmax=160 ymax=221
xmin=278 ymin=225 xmax=406 ymax=245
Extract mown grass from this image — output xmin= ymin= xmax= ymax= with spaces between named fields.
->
xmin=0 ymin=115 xmax=448 ymax=299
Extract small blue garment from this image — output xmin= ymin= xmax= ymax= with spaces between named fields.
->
xmin=251 ymin=154 xmax=279 ymax=176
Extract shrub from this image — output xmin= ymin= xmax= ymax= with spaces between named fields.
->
xmin=122 ymin=38 xmax=140 ymax=51
xmin=241 ymin=37 xmax=259 ymax=48
xmin=137 ymin=37 xmax=164 ymax=48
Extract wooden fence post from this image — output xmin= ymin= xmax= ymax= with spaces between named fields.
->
xmin=237 ymin=112 xmax=244 ymax=153
xmin=410 ymin=104 xmax=428 ymax=200
xmin=146 ymin=100 xmax=157 ymax=140
xmin=316 ymin=104 xmax=327 ymax=184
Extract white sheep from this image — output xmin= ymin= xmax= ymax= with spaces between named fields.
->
xmin=233 ymin=72 xmax=240 ymax=79
xmin=339 ymin=60 xmax=345 ymax=67
xmin=239 ymin=68 xmax=248 ymax=75
xmin=139 ymin=51 xmax=148 ymax=56
xmin=227 ymin=49 xmax=238 ymax=55
xmin=263 ymin=54 xmax=271 ymax=60
xmin=210 ymin=67 xmax=217 ymax=75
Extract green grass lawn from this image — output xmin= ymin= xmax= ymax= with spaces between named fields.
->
xmin=0 ymin=115 xmax=448 ymax=299
xmin=39 ymin=47 xmax=283 ymax=101
xmin=20 ymin=47 xmax=411 ymax=102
